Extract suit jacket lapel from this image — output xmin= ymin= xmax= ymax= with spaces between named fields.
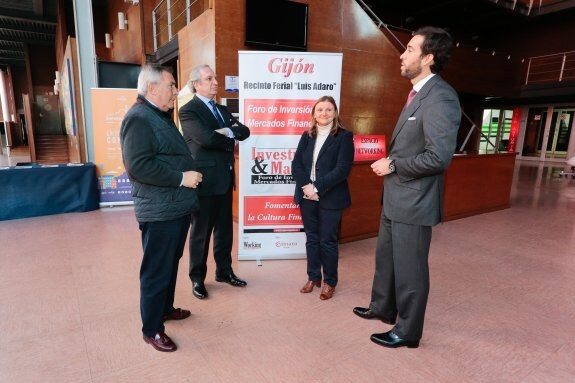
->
xmin=317 ymin=134 xmax=335 ymax=160
xmin=390 ymin=102 xmax=419 ymax=149
xmin=193 ymin=96 xmax=220 ymax=129
xmin=390 ymin=76 xmax=442 ymax=149
xmin=306 ymin=136 xmax=317 ymax=163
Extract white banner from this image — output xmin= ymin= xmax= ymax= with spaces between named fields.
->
xmin=238 ymin=51 xmax=343 ymax=260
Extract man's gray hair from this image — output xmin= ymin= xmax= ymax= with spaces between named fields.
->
xmin=137 ymin=65 xmax=171 ymax=96
xmin=187 ymin=64 xmax=211 ymax=93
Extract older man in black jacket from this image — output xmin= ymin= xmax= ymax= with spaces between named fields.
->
xmin=120 ymin=65 xmax=203 ymax=352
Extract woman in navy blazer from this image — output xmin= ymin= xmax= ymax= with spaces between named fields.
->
xmin=292 ymin=96 xmax=354 ymax=300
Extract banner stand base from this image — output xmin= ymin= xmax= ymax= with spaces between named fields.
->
xmin=256 ymin=259 xmax=262 ymax=266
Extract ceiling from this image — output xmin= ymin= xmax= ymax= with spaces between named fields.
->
xmin=1 ymin=0 xmax=575 ymax=69
xmin=364 ymin=0 xmax=575 ymax=45
xmin=0 ymin=0 xmax=57 ymax=68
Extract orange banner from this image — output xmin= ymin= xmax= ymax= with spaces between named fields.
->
xmin=91 ymin=88 xmax=138 ymax=204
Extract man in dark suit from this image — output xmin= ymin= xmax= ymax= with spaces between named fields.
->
xmin=353 ymin=27 xmax=461 ymax=348
xmin=121 ymin=65 xmax=203 ymax=352
xmin=179 ymin=65 xmax=251 ymax=300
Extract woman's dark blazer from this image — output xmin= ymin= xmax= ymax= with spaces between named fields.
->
xmin=292 ymin=127 xmax=354 ymax=209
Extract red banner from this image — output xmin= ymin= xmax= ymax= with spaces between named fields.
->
xmin=243 ymin=196 xmax=302 ymax=226
xmin=508 ymin=108 xmax=521 ymax=153
xmin=243 ymin=98 xmax=315 ymax=135
xmin=353 ymin=135 xmax=386 ymax=161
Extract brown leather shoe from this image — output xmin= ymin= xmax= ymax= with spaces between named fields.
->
xmin=319 ymin=284 xmax=335 ymax=300
xmin=143 ymin=331 xmax=177 ymax=352
xmin=300 ymin=280 xmax=321 ymax=293
xmin=163 ymin=308 xmax=191 ymax=321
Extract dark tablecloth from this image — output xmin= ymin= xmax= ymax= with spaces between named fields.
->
xmin=0 ymin=163 xmax=100 ymax=221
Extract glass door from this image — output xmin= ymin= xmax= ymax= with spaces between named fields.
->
xmin=537 ymin=110 xmax=574 ymax=159
xmin=480 ymin=109 xmax=513 ymax=153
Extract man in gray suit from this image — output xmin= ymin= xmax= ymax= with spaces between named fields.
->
xmin=353 ymin=26 xmax=461 ymax=348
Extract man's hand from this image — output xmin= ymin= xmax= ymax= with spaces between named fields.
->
xmin=182 ymin=171 xmax=203 ymax=188
xmin=304 ymin=193 xmax=320 ymax=201
xmin=371 ymin=157 xmax=393 ymax=177
xmin=302 ymin=183 xmax=319 ymax=201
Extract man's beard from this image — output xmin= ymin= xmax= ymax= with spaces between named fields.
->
xmin=401 ymin=64 xmax=422 ymax=80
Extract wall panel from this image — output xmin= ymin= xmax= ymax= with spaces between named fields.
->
xmin=178 ymin=10 xmax=216 ymax=87
xmin=95 ymin=1 xmax=143 ymax=65
xmin=210 ymin=0 xmax=408 ymax=140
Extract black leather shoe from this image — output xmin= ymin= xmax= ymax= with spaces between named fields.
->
xmin=353 ymin=307 xmax=396 ymax=325
xmin=215 ymin=272 xmax=247 ymax=287
xmin=192 ymin=282 xmax=208 ymax=299
xmin=370 ymin=331 xmax=420 ymax=348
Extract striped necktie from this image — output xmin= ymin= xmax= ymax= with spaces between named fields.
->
xmin=209 ymin=99 xmax=226 ymax=128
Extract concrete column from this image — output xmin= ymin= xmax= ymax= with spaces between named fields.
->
xmin=515 ymin=106 xmax=529 ymax=159
xmin=540 ymin=106 xmax=554 ymax=161
xmin=72 ymin=0 xmax=98 ymax=162
xmin=0 ymin=69 xmax=10 ymax=154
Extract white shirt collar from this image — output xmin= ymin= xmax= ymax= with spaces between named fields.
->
xmin=195 ymin=93 xmax=215 ymax=107
xmin=413 ymin=73 xmax=435 ymax=93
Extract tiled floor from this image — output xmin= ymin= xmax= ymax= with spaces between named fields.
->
xmin=0 ymin=160 xmax=574 ymax=382
xmin=0 ymin=145 xmax=31 ymax=167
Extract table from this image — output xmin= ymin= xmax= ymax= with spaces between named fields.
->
xmin=0 ymin=163 xmax=100 ymax=221
xmin=339 ymin=153 xmax=517 ymax=243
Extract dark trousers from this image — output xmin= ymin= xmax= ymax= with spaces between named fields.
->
xmin=189 ymin=187 xmax=233 ymax=283
xmin=370 ymin=213 xmax=431 ymax=341
xmin=299 ymin=199 xmax=342 ymax=287
xmin=139 ymin=214 xmax=191 ymax=337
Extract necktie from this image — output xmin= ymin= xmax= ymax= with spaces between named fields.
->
xmin=209 ymin=100 xmax=226 ymax=128
xmin=405 ymin=89 xmax=417 ymax=108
